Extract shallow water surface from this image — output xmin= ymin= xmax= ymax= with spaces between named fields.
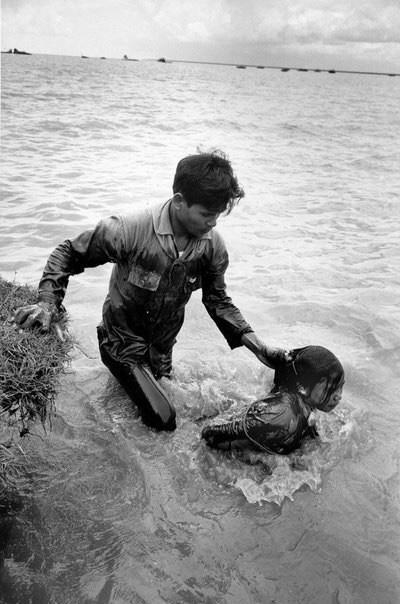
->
xmin=1 ymin=54 xmax=400 ymax=603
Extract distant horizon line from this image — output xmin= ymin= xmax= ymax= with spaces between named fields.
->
xmin=2 ymin=49 xmax=399 ymax=77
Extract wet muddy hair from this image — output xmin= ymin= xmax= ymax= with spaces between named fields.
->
xmin=172 ymin=150 xmax=244 ymax=214
xmin=273 ymin=345 xmax=344 ymax=408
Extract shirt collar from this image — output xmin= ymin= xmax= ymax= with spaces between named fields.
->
xmin=153 ymin=199 xmax=212 ymax=240
xmin=155 ymin=199 xmax=175 ymax=236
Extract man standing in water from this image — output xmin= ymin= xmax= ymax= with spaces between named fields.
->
xmin=14 ymin=151 xmax=286 ymax=431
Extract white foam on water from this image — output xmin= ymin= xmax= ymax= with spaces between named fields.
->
xmin=233 ymin=407 xmax=367 ymax=505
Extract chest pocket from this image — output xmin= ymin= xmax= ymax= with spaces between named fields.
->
xmin=187 ymin=275 xmax=201 ymax=291
xmin=128 ymin=264 xmax=161 ymax=291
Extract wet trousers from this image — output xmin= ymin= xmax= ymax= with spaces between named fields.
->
xmin=97 ymin=325 xmax=176 ymax=431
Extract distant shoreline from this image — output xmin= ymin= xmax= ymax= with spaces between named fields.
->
xmin=2 ymin=51 xmax=398 ymax=77
xmin=169 ymin=58 xmax=399 ymax=77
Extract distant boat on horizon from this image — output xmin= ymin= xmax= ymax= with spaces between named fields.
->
xmin=2 ymin=48 xmax=31 ymax=55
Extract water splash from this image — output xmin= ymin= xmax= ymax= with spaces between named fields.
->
xmin=201 ymin=406 xmax=364 ymax=506
xmin=163 ymin=359 xmax=369 ymax=507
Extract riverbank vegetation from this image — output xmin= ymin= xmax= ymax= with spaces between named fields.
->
xmin=0 ymin=277 xmax=71 ymax=510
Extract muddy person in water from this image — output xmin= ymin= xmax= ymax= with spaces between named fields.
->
xmin=202 ymin=345 xmax=345 ymax=454
xmin=13 ymin=151 xmax=287 ymax=430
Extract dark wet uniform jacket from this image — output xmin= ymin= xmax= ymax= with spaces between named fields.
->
xmin=202 ymin=391 xmax=313 ymax=454
xmin=38 ymin=200 xmax=253 ymax=377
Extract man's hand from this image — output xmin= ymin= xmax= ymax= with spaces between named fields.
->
xmin=12 ymin=301 xmax=56 ymax=332
xmin=241 ymin=332 xmax=291 ymax=369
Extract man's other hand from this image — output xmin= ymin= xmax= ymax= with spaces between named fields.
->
xmin=241 ymin=332 xmax=291 ymax=369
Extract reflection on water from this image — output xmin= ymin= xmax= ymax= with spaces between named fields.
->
xmin=1 ymin=54 xmax=400 ymax=603
xmin=0 ymin=349 xmax=393 ymax=603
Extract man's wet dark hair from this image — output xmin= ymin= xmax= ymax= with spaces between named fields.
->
xmin=172 ymin=151 xmax=244 ymax=214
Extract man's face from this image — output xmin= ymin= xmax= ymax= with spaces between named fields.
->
xmin=179 ymin=199 xmax=222 ymax=238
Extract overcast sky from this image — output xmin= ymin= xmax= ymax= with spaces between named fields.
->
xmin=2 ymin=0 xmax=400 ymax=72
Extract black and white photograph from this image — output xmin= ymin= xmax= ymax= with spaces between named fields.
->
xmin=1 ymin=2 xmax=399 ymax=602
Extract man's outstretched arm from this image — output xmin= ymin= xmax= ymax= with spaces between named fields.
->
xmin=241 ymin=332 xmax=289 ymax=369
xmin=13 ymin=216 xmax=126 ymax=331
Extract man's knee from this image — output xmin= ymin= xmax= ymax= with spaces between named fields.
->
xmin=129 ymin=364 xmax=176 ymax=431
xmin=97 ymin=327 xmax=177 ymax=431
xmin=143 ymin=405 xmax=176 ymax=431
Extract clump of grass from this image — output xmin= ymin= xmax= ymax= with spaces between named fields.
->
xmin=0 ymin=276 xmax=71 ymax=432
xmin=0 ymin=276 xmax=72 ymax=505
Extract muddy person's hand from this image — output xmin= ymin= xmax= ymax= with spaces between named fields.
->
xmin=12 ymin=301 xmax=56 ymax=332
